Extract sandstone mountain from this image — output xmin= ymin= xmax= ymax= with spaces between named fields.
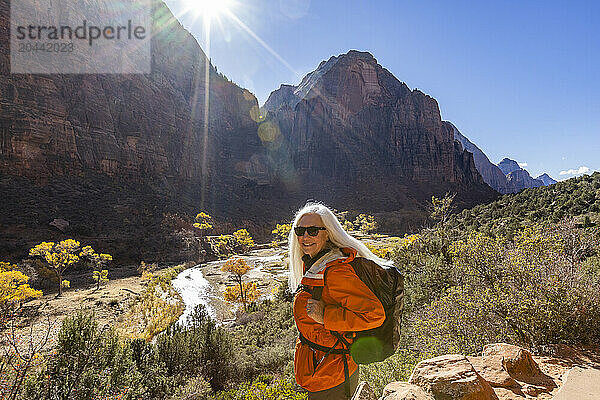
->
xmin=262 ymin=51 xmax=497 ymax=224
xmin=0 ymin=0 xmax=497 ymax=262
xmin=0 ymin=0 xmax=279 ymax=261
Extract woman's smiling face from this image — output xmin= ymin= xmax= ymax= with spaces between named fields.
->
xmin=297 ymin=213 xmax=329 ymax=258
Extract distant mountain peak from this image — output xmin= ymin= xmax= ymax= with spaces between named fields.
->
xmin=536 ymin=173 xmax=558 ymax=186
xmin=498 ymin=158 xmax=522 ymax=175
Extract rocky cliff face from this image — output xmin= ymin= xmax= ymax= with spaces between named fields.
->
xmin=498 ymin=158 xmax=522 ymax=176
xmin=450 ymin=122 xmax=514 ymax=194
xmin=0 ymin=0 xmax=281 ymax=261
xmin=263 ymin=51 xmax=497 ymax=216
xmin=0 ymin=0 xmax=267 ymax=184
xmin=453 ymin=129 xmax=553 ymax=194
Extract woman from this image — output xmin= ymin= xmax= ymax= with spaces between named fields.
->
xmin=288 ymin=202 xmax=390 ymax=399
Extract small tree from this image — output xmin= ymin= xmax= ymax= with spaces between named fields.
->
xmin=354 ymin=214 xmax=378 ymax=234
xmin=271 ymin=224 xmax=291 ymax=244
xmin=233 ymin=229 xmax=255 ymax=252
xmin=221 ymin=258 xmax=260 ymax=311
xmin=430 ymin=193 xmax=456 ymax=226
xmin=0 ymin=262 xmax=42 ymax=327
xmin=193 ymin=212 xmax=213 ymax=232
xmin=29 ymin=240 xmax=81 ymax=296
xmin=80 ymin=246 xmax=112 ymax=290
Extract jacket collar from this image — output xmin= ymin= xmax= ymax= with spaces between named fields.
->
xmin=300 ymin=246 xmax=357 ymax=286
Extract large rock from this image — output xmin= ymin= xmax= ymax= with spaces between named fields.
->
xmin=467 ymin=355 xmax=517 ymax=388
xmin=408 ymin=354 xmax=498 ymax=400
xmin=482 ymin=344 xmax=542 ymax=380
xmin=482 ymin=343 xmax=555 ymax=390
xmin=381 ymin=382 xmax=434 ymax=400
xmin=552 ymin=367 xmax=600 ymax=400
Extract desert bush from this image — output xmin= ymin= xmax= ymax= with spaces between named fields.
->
xmin=411 ymin=223 xmax=600 ymax=355
xmin=211 ymin=378 xmax=306 ymax=400
xmin=360 ymin=349 xmax=423 ymax=397
xmin=120 ymin=266 xmax=185 ymax=340
xmin=23 ymin=311 xmax=134 ymax=400
xmin=156 ymin=304 xmax=236 ymax=392
xmin=230 ymin=284 xmax=296 ymax=383
xmin=168 ymin=376 xmax=211 ymax=400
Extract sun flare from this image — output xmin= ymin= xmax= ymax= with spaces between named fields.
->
xmin=182 ymin=0 xmax=233 ymax=20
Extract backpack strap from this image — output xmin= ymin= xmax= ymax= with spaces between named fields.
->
xmin=299 ymin=332 xmax=352 ymax=397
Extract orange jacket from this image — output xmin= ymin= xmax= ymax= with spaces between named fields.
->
xmin=293 ymin=247 xmax=385 ymax=392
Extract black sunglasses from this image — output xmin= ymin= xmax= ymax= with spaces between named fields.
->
xmin=294 ymin=226 xmax=327 ymax=237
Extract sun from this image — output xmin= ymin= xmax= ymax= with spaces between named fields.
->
xmin=182 ymin=0 xmax=233 ymax=21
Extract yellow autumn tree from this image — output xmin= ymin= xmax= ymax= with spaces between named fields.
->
xmin=233 ymin=229 xmax=255 ymax=252
xmin=0 ymin=262 xmax=42 ymax=325
xmin=80 ymin=245 xmax=112 ymax=290
xmin=193 ymin=212 xmax=214 ymax=231
xmin=29 ymin=239 xmax=81 ymax=296
xmin=221 ymin=258 xmax=260 ymax=311
xmin=354 ymin=214 xmax=377 ymax=234
xmin=271 ymin=223 xmax=291 ymax=247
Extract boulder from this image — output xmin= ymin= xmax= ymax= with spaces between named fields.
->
xmin=408 ymin=354 xmax=497 ymax=400
xmin=467 ymin=355 xmax=517 ymax=388
xmin=381 ymin=382 xmax=434 ymax=400
xmin=482 ymin=343 xmax=555 ymax=390
xmin=482 ymin=344 xmax=542 ymax=380
xmin=351 ymin=381 xmax=377 ymax=400
xmin=49 ymin=218 xmax=69 ymax=232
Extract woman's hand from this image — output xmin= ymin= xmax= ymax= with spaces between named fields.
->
xmin=306 ymin=299 xmax=325 ymax=324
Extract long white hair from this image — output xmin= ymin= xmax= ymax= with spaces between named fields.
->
xmin=287 ymin=202 xmax=393 ymax=291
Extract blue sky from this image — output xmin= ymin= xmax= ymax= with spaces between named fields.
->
xmin=163 ymin=0 xmax=599 ymax=181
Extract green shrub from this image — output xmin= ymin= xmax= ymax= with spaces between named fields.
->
xmin=23 ymin=311 xmax=134 ymax=400
xmin=410 ymin=224 xmax=600 ymax=354
xmin=360 ymin=349 xmax=423 ymax=397
xmin=211 ymin=378 xmax=306 ymax=400
xmin=230 ymin=293 xmax=296 ymax=383
xmin=156 ymin=304 xmax=235 ymax=392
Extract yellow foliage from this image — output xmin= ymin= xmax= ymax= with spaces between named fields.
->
xmin=223 ymin=282 xmax=260 ymax=308
xmin=29 ymin=239 xmax=81 ymax=295
xmin=119 ymin=267 xmax=184 ymax=340
xmin=354 ymin=214 xmax=377 ymax=234
xmin=233 ymin=229 xmax=255 ymax=251
xmin=193 ymin=211 xmax=213 ymax=230
xmin=80 ymin=245 xmax=112 ymax=288
xmin=271 ymin=223 xmax=291 ymax=242
xmin=0 ymin=262 xmax=43 ymax=311
xmin=221 ymin=257 xmax=251 ymax=277
xmin=366 ymin=244 xmax=393 ymax=260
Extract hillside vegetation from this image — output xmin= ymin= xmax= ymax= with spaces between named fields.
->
xmin=448 ymin=172 xmax=600 ymax=238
